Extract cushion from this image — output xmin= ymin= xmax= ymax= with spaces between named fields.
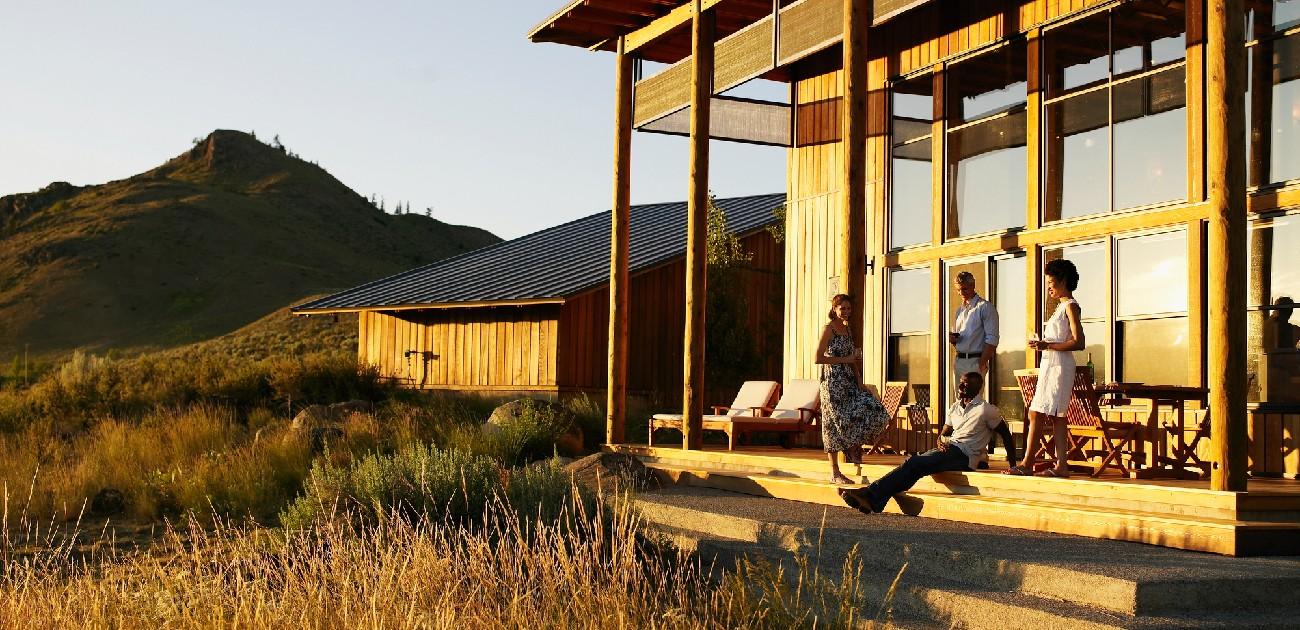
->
xmin=768 ymin=379 xmax=820 ymax=420
xmin=727 ymin=380 xmax=780 ymax=416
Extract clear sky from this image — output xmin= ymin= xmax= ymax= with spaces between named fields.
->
xmin=0 ymin=2 xmax=787 ymax=239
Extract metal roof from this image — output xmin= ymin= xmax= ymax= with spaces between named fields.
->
xmin=292 ymin=193 xmax=785 ymax=313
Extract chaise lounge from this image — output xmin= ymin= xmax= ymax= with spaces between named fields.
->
xmin=648 ymin=380 xmax=820 ymax=450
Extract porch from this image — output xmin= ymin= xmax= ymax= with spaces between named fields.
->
xmin=612 ymin=442 xmax=1300 ymax=556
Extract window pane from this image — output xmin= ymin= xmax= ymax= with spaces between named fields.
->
xmin=948 ymin=41 xmax=1027 ymax=124
xmin=1113 ymin=68 xmax=1187 ymax=209
xmin=891 ymin=267 xmax=932 ymax=334
xmin=888 ymin=335 xmax=931 ymax=390
xmin=1045 ymin=12 xmax=1110 ymax=98
xmin=1248 ymin=215 xmax=1300 ymax=309
xmin=891 ymin=146 xmax=933 ymax=248
xmin=1121 ymin=318 xmax=1188 ymax=385
xmin=1278 ymin=0 xmax=1300 ymax=30
xmin=1112 ymin=0 xmax=1186 ymax=78
xmin=892 ymin=74 xmax=934 ymax=140
xmin=1045 ymin=90 xmax=1110 ymax=221
xmin=994 ymin=256 xmax=1027 ymax=423
xmin=948 ymin=112 xmax=1027 ymax=237
xmin=1077 ymin=320 xmax=1109 ymax=384
xmin=1249 ymin=311 xmax=1300 ymax=403
xmin=1248 ymin=31 xmax=1300 ymax=187
xmin=1043 ymin=242 xmax=1106 ymax=320
xmin=1117 ymin=230 xmax=1189 ymax=316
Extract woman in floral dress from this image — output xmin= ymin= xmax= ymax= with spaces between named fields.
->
xmin=815 ymin=294 xmax=890 ymax=484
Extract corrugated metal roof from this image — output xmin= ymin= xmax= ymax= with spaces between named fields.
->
xmin=293 ymin=193 xmax=786 ymax=313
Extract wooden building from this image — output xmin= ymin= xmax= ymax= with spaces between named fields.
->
xmin=293 ymin=194 xmax=784 ymax=399
xmin=529 ymin=0 xmax=1300 ymax=554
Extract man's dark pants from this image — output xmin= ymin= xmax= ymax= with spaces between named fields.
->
xmin=859 ymin=446 xmax=970 ymax=511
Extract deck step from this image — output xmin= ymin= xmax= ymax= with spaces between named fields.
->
xmin=646 ymin=462 xmax=1300 ymax=556
xmin=618 ymin=444 xmax=1300 ymax=523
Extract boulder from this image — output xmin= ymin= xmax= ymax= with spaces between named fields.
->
xmin=291 ymin=404 xmax=335 ymax=431
xmin=329 ymin=400 xmax=374 ymax=416
xmin=91 ymin=487 xmax=126 ymax=516
xmin=563 ymin=452 xmax=658 ymax=494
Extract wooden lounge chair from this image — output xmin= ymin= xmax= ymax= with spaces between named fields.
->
xmin=647 ymin=380 xmax=779 ymax=449
xmin=743 ymin=378 xmax=822 ymax=448
xmin=865 ymin=381 xmax=908 ymax=455
xmin=1014 ymin=367 xmax=1141 ymax=477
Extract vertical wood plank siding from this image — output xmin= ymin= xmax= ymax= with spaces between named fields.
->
xmin=356 ymin=230 xmax=781 ymax=399
xmin=358 ymin=307 xmax=561 ymax=392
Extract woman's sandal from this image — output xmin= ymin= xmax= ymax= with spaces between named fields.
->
xmin=1036 ymin=468 xmax=1072 ymax=478
xmin=1002 ymin=465 xmax=1034 ymax=476
xmin=830 ymin=474 xmax=854 ymax=485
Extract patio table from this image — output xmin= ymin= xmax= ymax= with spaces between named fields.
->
xmin=1093 ymin=383 xmax=1210 ymax=480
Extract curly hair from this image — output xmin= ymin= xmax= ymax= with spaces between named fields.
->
xmin=1044 ymin=258 xmax=1080 ymax=292
xmin=828 ymin=293 xmax=853 ymax=321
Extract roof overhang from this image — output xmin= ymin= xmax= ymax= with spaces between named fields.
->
xmin=292 ymin=297 xmax=567 ymax=316
xmin=529 ymin=0 xmax=939 ymax=64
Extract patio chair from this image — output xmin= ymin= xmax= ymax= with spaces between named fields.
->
xmin=648 ymin=380 xmax=780 ymax=450
xmin=1014 ymin=368 xmax=1141 ymax=477
xmin=865 ymin=381 xmax=908 ymax=455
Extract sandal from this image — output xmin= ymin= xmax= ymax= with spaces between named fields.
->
xmin=838 ymin=488 xmax=876 ymax=514
xmin=1036 ymin=468 xmax=1072 ymax=478
xmin=830 ymin=474 xmax=854 ymax=485
xmin=1002 ymin=465 xmax=1034 ymax=476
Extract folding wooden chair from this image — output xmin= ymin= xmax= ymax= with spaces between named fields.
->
xmin=1065 ymin=368 xmax=1142 ymax=477
xmin=865 ymin=381 xmax=908 ymax=455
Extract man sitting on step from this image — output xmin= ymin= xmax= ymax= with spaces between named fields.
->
xmin=840 ymin=371 xmax=1016 ymax=514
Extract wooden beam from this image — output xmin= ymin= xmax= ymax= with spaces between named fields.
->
xmin=607 ymin=37 xmax=634 ymax=446
xmin=292 ymin=298 xmax=566 ymax=316
xmin=682 ymin=1 xmax=715 ymax=451
xmin=840 ymin=0 xmax=870 ymax=347
xmin=1205 ymin=0 xmax=1247 ymax=492
xmin=627 ymin=0 xmax=726 ymax=53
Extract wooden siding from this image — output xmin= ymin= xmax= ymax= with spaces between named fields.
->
xmin=786 ymin=66 xmax=850 ymax=382
xmin=562 ymin=229 xmax=784 ymax=400
xmin=358 ymin=229 xmax=782 ymax=400
xmin=358 ymin=307 xmax=559 ymax=392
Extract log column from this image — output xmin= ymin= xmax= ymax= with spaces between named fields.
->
xmin=607 ymin=37 xmax=633 ymax=446
xmin=839 ymin=0 xmax=870 ymax=346
xmin=682 ymin=1 xmax=714 ymax=450
xmin=1205 ymin=0 xmax=1247 ymax=491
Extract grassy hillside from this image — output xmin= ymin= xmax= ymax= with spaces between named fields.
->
xmin=0 ymin=130 xmax=499 ymax=359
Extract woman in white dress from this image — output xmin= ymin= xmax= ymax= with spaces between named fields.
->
xmin=1005 ymin=258 xmax=1085 ymax=478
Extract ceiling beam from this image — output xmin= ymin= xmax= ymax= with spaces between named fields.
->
xmin=625 ymin=0 xmax=727 ymax=53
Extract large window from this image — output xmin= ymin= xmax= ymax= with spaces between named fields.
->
xmin=1043 ymin=2 xmax=1188 ymax=222
xmin=1248 ymin=211 xmax=1300 ymax=403
xmin=891 ymin=74 xmax=934 ymax=249
xmin=1116 ymin=231 xmax=1189 ymax=386
xmin=993 ymin=255 xmax=1027 ymax=422
xmin=889 ymin=267 xmax=932 ymax=397
xmin=1246 ymin=0 xmax=1300 ymax=187
xmin=946 ymin=41 xmax=1028 ymax=238
xmin=1042 ymin=230 xmax=1190 ymax=387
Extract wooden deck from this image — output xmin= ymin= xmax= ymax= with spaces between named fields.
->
xmin=612 ymin=443 xmax=1300 ymax=556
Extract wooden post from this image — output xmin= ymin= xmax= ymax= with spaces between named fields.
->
xmin=839 ymin=0 xmax=870 ymax=348
xmin=682 ymin=1 xmax=714 ymax=451
xmin=607 ymin=37 xmax=633 ymax=446
xmin=1205 ymin=0 xmax=1247 ymax=491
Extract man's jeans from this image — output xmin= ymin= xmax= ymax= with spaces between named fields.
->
xmin=864 ymin=446 xmax=970 ymax=510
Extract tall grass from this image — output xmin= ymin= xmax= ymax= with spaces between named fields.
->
xmin=0 ymin=495 xmax=878 ymax=629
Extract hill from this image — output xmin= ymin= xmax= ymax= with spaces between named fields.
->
xmin=0 ymin=130 xmax=499 ymax=359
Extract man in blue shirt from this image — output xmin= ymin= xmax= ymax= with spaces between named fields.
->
xmin=839 ymin=372 xmax=1016 ymax=514
xmin=950 ymin=271 xmax=999 ymax=393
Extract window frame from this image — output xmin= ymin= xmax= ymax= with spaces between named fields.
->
xmin=1245 ymin=9 xmax=1300 ymax=191
xmin=887 ymin=70 xmax=938 ymax=251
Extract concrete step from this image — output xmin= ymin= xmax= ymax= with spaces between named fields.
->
xmin=621 ymin=444 xmax=1298 ymax=523
xmin=636 ymin=488 xmax=1300 ymax=628
xmin=647 ymin=463 xmax=1300 ymax=556
xmin=634 ymin=491 xmax=1300 ymax=616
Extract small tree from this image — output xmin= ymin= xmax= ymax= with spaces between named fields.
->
xmin=704 ymin=196 xmax=759 ymax=395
